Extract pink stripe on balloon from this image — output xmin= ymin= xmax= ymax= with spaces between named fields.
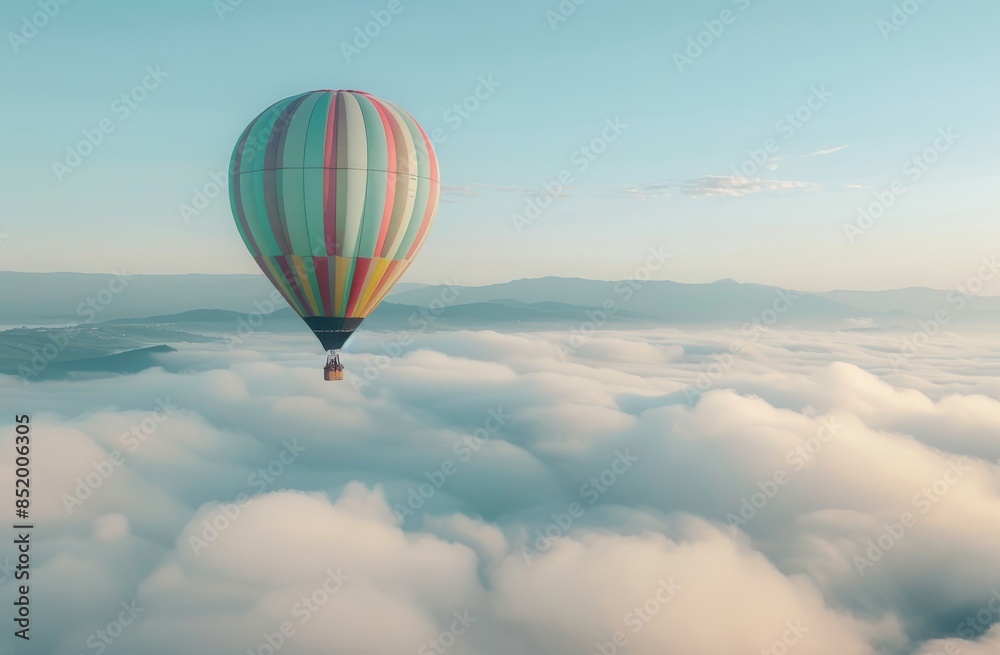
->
xmin=371 ymin=98 xmax=398 ymax=258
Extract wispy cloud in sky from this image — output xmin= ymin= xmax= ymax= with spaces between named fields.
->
xmin=799 ymin=145 xmax=850 ymax=158
xmin=618 ymin=175 xmax=823 ymax=199
xmin=443 ymin=183 xmax=572 ymax=203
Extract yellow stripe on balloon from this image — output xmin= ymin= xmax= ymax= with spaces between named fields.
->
xmin=356 ymin=258 xmax=392 ymax=315
xmin=362 ymin=259 xmax=412 ymax=317
xmin=334 ymin=256 xmax=352 ymax=315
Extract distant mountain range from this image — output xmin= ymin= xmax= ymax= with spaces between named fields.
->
xmin=388 ymin=277 xmax=1000 ymax=322
xmin=3 ymin=272 xmax=997 ymax=381
xmin=2 ymin=272 xmax=999 ymax=327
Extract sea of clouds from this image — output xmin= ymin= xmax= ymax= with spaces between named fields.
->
xmin=2 ymin=324 xmax=1000 ymax=655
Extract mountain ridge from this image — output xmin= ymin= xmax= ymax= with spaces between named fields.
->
xmin=2 ymin=272 xmax=999 ymax=326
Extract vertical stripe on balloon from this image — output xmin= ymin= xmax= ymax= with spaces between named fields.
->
xmin=355 ymin=257 xmax=392 ymax=314
xmin=257 ymin=256 xmax=306 ymax=317
xmin=346 ymin=257 xmax=375 ymax=316
xmin=265 ymin=96 xmax=307 ymax=255
xmin=303 ymin=94 xmax=331 ymax=258
xmin=276 ymin=255 xmax=312 ymax=315
xmin=314 ymin=256 xmax=332 ymax=315
xmin=338 ymin=93 xmax=369 ymax=260
xmin=323 ymin=93 xmax=340 ymax=257
xmin=291 ymin=255 xmax=320 ymax=315
xmin=370 ymin=98 xmax=398 ymax=257
xmin=333 ymin=255 xmax=352 ymax=316
xmin=282 ymin=94 xmax=320 ymax=256
xmin=363 ymin=258 xmax=412 ymax=317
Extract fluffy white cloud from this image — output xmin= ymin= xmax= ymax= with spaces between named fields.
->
xmin=2 ymin=325 xmax=999 ymax=654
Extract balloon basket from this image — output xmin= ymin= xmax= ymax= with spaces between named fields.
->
xmin=324 ymin=350 xmax=344 ymax=382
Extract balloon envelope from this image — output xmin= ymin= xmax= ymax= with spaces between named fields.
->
xmin=228 ymin=90 xmax=440 ymax=350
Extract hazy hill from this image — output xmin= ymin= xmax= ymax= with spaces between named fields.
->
xmin=4 ymin=272 xmax=1000 ymax=327
xmin=0 ymin=273 xmax=423 ymax=325
xmin=389 ymin=277 xmax=861 ymax=322
xmin=0 ymin=272 xmax=274 ymax=323
xmin=818 ymin=288 xmax=1000 ymax=315
xmin=98 ymin=301 xmax=651 ymax=331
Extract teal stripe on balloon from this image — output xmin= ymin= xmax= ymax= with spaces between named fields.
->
xmin=265 ymin=97 xmax=308 ymax=255
xmin=240 ymin=95 xmax=293 ymax=174
xmin=241 ymin=96 xmax=302 ymax=256
xmin=355 ymin=96 xmax=389 ymax=259
xmin=237 ymin=172 xmax=282 ymax=256
xmin=303 ymin=93 xmax=332 ymax=256
xmin=282 ymin=94 xmax=320 ymax=256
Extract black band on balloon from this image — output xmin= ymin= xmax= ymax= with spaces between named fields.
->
xmin=302 ymin=317 xmax=365 ymax=351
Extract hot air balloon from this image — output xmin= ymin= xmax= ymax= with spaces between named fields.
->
xmin=228 ymin=90 xmax=440 ymax=380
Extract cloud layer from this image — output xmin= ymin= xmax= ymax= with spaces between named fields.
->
xmin=2 ymin=324 xmax=999 ymax=654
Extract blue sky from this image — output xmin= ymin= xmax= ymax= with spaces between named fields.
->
xmin=2 ymin=0 xmax=998 ymax=290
